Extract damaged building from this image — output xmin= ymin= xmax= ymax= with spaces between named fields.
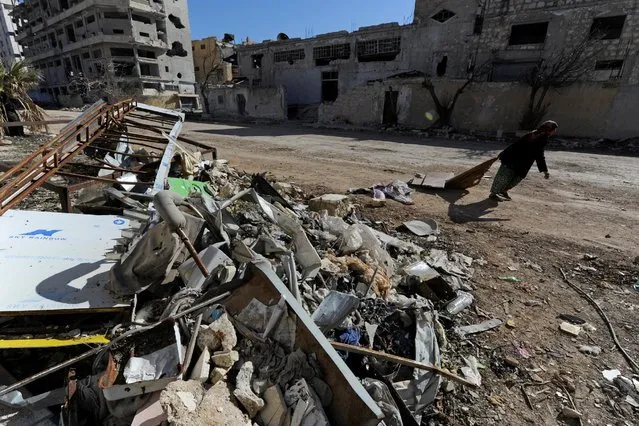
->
xmin=233 ymin=0 xmax=639 ymax=138
xmin=0 ymin=0 xmax=22 ymax=66
xmin=13 ymin=0 xmax=196 ymax=106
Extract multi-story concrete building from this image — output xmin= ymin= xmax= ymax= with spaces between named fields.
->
xmin=231 ymin=0 xmax=639 ymax=138
xmin=0 ymin=0 xmax=22 ymax=66
xmin=191 ymin=36 xmax=235 ymax=85
xmin=13 ymin=0 xmax=196 ymax=104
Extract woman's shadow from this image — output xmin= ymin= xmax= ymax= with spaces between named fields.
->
xmin=415 ymin=187 xmax=509 ymax=223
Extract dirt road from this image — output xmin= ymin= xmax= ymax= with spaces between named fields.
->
xmin=181 ymin=121 xmax=639 ymax=257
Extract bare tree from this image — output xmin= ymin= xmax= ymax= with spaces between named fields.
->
xmin=68 ymin=59 xmax=142 ymax=102
xmin=422 ymin=60 xmax=491 ymax=128
xmin=198 ymin=57 xmax=222 ymax=115
xmin=520 ymin=33 xmax=604 ymax=129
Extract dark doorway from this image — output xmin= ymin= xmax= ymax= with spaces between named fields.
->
xmin=436 ymin=55 xmax=448 ymax=76
xmin=236 ymin=94 xmax=246 ymax=115
xmin=321 ymin=71 xmax=339 ymax=102
xmin=383 ymin=90 xmax=399 ymax=125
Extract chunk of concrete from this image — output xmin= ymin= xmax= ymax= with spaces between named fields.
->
xmin=189 ymin=347 xmax=211 ymax=382
xmin=308 ymin=194 xmax=351 ymax=217
xmin=259 ymin=385 xmax=290 ymax=426
xmin=196 ymin=313 xmax=237 ymax=352
xmin=212 ymin=350 xmax=239 ymax=369
xmin=234 ymin=361 xmax=265 ymax=418
xmin=210 ymin=367 xmax=228 ymax=386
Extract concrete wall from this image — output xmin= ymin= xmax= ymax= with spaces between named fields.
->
xmin=206 ymin=86 xmax=287 ymax=120
xmin=319 ymin=76 xmax=639 ymax=139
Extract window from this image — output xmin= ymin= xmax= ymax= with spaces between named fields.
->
xmin=593 ymin=59 xmax=624 ymax=80
xmin=55 ymin=59 xmax=61 ymax=66
xmin=165 ymin=66 xmax=169 ymax=72
xmin=590 ymin=16 xmax=626 ymax=40
xmin=82 ymin=52 xmax=90 ymax=59
xmin=321 ymin=71 xmax=338 ymax=102
xmin=313 ymin=43 xmax=350 ymax=66
xmin=357 ymin=37 xmax=401 ymax=62
xmin=93 ymin=49 xmax=102 ymax=58
xmin=251 ymin=53 xmax=263 ymax=68
xmin=431 ymin=9 xmax=456 ymax=23
xmin=473 ymin=15 xmax=484 ymax=35
xmin=274 ymin=49 xmax=305 ymax=63
xmin=138 ymin=50 xmax=156 ymax=58
xmin=139 ymin=32 xmax=150 ymax=37
xmin=132 ymin=14 xmax=151 ymax=24
xmin=113 ymin=29 xmax=124 ymax=34
xmin=110 ymin=48 xmax=134 ymax=57
xmin=87 ymin=15 xmax=95 ymax=24
xmin=103 ymin=11 xmax=128 ymax=20
xmin=508 ymin=22 xmax=548 ymax=45
xmin=200 ymin=44 xmax=205 ymax=49
xmin=489 ymin=61 xmax=538 ymax=82
xmin=75 ymin=20 xmax=83 ymax=28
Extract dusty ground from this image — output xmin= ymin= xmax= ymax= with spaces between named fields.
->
xmin=178 ymin=120 xmax=639 ymax=425
xmin=4 ymin=112 xmax=638 ymax=425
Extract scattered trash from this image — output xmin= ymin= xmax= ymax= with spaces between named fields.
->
xmin=461 ymin=356 xmax=482 ymax=387
xmin=498 ymin=276 xmax=522 ymax=282
xmin=559 ymin=322 xmax=582 ymax=336
xmin=602 ymin=369 xmax=621 ymax=382
xmin=402 ymin=219 xmax=439 ymax=236
xmin=456 ymin=319 xmax=503 ymax=337
xmin=558 ymin=314 xmax=586 ymax=325
xmin=446 ymin=291 xmax=474 ymax=315
xmin=579 ymin=345 xmax=602 ymax=356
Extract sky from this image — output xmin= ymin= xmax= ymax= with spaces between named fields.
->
xmin=186 ymin=0 xmax=416 ymax=43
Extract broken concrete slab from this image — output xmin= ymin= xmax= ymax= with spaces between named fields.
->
xmin=559 ymin=322 xmax=581 ymax=337
xmin=189 ymin=347 xmax=211 ymax=382
xmin=196 ymin=313 xmax=237 ymax=352
xmin=308 ymin=194 xmax=351 ymax=217
xmin=234 ymin=361 xmax=265 ymax=418
xmin=260 ymin=385 xmax=290 ymax=426
xmin=212 ymin=350 xmax=239 ymax=369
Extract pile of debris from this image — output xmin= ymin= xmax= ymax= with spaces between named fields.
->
xmin=0 ymin=101 xmax=490 ymax=425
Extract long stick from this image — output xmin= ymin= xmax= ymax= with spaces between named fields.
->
xmin=559 ymin=268 xmax=639 ymax=373
xmin=331 ymin=342 xmax=479 ymax=388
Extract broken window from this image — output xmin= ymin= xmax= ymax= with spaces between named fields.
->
xmin=431 ymin=9 xmax=456 ymax=23
xmin=167 ymin=41 xmax=188 ymax=57
xmin=590 ymin=16 xmax=626 ymax=40
xmin=139 ymin=32 xmax=150 ymax=37
xmin=110 ymin=48 xmax=134 ymax=57
xmin=177 ymin=72 xmax=182 ymax=78
xmin=436 ymin=55 xmax=448 ymax=77
xmin=165 ymin=66 xmax=169 ymax=72
xmin=113 ymin=29 xmax=124 ymax=34
xmin=508 ymin=22 xmax=548 ymax=45
xmin=87 ymin=15 xmax=95 ymax=24
xmin=356 ymin=37 xmax=401 ymax=62
xmin=313 ymin=43 xmax=351 ymax=66
xmin=321 ymin=71 xmax=338 ymax=102
xmin=251 ymin=54 xmax=263 ymax=68
xmin=274 ymin=48 xmax=305 ymax=63
xmin=138 ymin=50 xmax=156 ymax=59
xmin=74 ymin=20 xmax=83 ymax=28
xmin=132 ymin=14 xmax=152 ymax=24
xmin=489 ymin=61 xmax=538 ymax=82
xmin=168 ymin=14 xmax=185 ymax=29
xmin=55 ymin=59 xmax=61 ymax=66
xmin=113 ymin=61 xmax=135 ymax=77
xmin=103 ymin=11 xmax=128 ymax=20
xmin=65 ymin=25 xmax=76 ymax=43
xmin=594 ymin=59 xmax=624 ymax=79
xmin=71 ymin=55 xmax=81 ymax=70
xmin=140 ymin=63 xmax=159 ymax=77
xmin=82 ymin=52 xmax=90 ymax=59
xmin=473 ymin=15 xmax=484 ymax=35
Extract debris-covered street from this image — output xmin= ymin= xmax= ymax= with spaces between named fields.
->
xmin=0 ymin=105 xmax=637 ymax=426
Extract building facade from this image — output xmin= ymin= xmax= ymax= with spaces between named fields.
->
xmin=235 ymin=0 xmax=639 ymax=138
xmin=13 ymin=0 xmax=196 ymax=104
xmin=0 ymin=0 xmax=22 ymax=66
xmin=191 ymin=36 xmax=235 ymax=85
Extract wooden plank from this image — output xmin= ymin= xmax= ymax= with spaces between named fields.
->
xmin=331 ymin=342 xmax=479 ymax=388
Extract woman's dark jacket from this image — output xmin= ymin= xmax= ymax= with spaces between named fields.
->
xmin=499 ymin=132 xmax=549 ymax=178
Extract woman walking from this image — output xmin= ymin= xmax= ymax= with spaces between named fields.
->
xmin=490 ymin=120 xmax=558 ymax=201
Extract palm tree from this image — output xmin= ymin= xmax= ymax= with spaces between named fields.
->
xmin=0 ymin=59 xmax=47 ymax=136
